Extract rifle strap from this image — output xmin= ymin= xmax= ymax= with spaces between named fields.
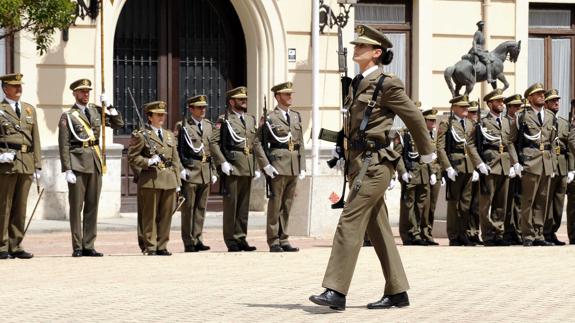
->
xmin=358 ymin=75 xmax=386 ymax=138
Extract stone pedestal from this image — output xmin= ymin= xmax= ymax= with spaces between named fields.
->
xmin=26 ymin=144 xmax=123 ymax=221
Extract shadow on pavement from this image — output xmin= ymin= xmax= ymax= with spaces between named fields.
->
xmin=243 ymin=303 xmax=341 ymax=314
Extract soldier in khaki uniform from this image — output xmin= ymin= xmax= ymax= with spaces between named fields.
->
xmin=437 ymin=96 xmax=481 ymax=246
xmin=0 ymin=73 xmax=41 ymax=259
xmin=178 ymin=95 xmax=218 ymax=252
xmin=469 ymin=89 xmax=518 ymax=246
xmin=310 ymin=25 xmax=435 ymax=311
xmin=254 ymin=82 xmax=306 ymax=252
xmin=503 ymin=94 xmax=524 ymax=245
xmin=58 ymin=79 xmax=124 ymax=257
xmin=465 ymin=101 xmax=482 ymax=245
xmin=423 ymin=108 xmax=442 ymax=245
xmin=567 ymin=99 xmax=575 ymax=245
xmin=212 ymin=87 xmax=259 ymax=252
xmin=395 ymin=104 xmax=437 ymax=246
xmin=543 ymin=89 xmax=572 ymax=245
xmin=128 ymin=101 xmax=182 ymax=256
xmin=509 ymin=83 xmax=555 ymax=246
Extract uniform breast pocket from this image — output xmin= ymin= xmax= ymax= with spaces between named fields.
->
xmin=73 ymin=124 xmax=85 ymax=134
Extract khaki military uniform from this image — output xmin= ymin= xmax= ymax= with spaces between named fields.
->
xmin=0 ymin=99 xmax=42 ymax=254
xmin=212 ymin=111 xmax=258 ymax=248
xmin=321 ymin=66 xmax=433 ymax=296
xmin=437 ymin=116 xmax=480 ymax=243
xmin=254 ymin=106 xmax=306 ymax=247
xmin=128 ymin=125 xmax=181 ymax=253
xmin=544 ymin=116 xmax=572 ymax=240
xmin=395 ymin=129 xmax=431 ymax=243
xmin=567 ymin=126 xmax=575 ymax=243
xmin=177 ymin=117 xmax=217 ymax=248
xmin=504 ymin=113 xmax=522 ymax=242
xmin=58 ymin=103 xmax=124 ymax=251
xmin=509 ymin=107 xmax=555 ymax=242
xmin=470 ymin=113 xmax=518 ymax=242
xmin=425 ymin=129 xmax=442 ymax=242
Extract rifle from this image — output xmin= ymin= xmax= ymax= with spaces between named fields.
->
xmin=261 ymin=96 xmax=274 ymax=198
xmin=328 ymin=24 xmax=353 ymax=209
xmin=476 ymin=100 xmax=489 ymax=195
xmin=400 ymin=131 xmax=412 ymax=202
xmin=219 ymin=108 xmax=230 ymax=196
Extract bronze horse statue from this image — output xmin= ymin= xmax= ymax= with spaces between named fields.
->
xmin=444 ymin=40 xmax=521 ymax=97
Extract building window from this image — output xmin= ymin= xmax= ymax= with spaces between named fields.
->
xmin=528 ymin=5 xmax=575 ymax=117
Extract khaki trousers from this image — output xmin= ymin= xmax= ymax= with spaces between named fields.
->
xmin=181 ymin=182 xmax=210 ymax=246
xmin=0 ymin=174 xmax=32 ymax=253
xmin=266 ymin=175 xmax=298 ymax=246
xmin=68 ymin=171 xmax=102 ymax=250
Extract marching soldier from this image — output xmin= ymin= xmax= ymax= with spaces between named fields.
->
xmin=58 ymin=79 xmax=124 ymax=257
xmin=310 ymin=25 xmax=435 ymax=311
xmin=423 ymin=108 xmax=441 ymax=245
xmin=503 ymin=94 xmax=524 ymax=245
xmin=128 ymin=101 xmax=182 ymax=256
xmin=437 ymin=95 xmax=481 ymax=246
xmin=471 ymin=89 xmax=518 ymax=246
xmin=395 ymin=104 xmax=437 ymax=246
xmin=543 ymin=89 xmax=571 ymax=245
xmin=466 ymin=101 xmax=482 ymax=245
xmin=254 ymin=82 xmax=306 ymax=253
xmin=0 ymin=73 xmax=41 ymax=259
xmin=567 ymin=99 xmax=575 ymax=245
xmin=509 ymin=83 xmax=555 ymax=246
xmin=212 ymin=86 xmax=259 ymax=252
xmin=178 ymin=95 xmax=218 ymax=252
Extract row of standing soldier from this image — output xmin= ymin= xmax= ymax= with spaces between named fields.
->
xmin=395 ymin=86 xmax=575 ymax=247
xmin=0 ymin=71 xmax=307 ymax=258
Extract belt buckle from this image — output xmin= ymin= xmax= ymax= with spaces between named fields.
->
xmin=555 ymin=146 xmax=561 ymax=155
xmin=201 ymin=152 xmax=207 ymax=163
xmin=343 ymin=138 xmax=348 ymax=151
xmin=21 ymin=144 xmax=28 ymax=153
xmin=499 ymin=143 xmax=504 ymax=154
xmin=539 ymin=143 xmax=544 ymax=151
xmin=288 ymin=138 xmax=294 ymax=151
xmin=244 ymin=144 xmax=250 ymax=155
xmin=83 ymin=142 xmax=89 ymax=148
xmin=367 ymin=100 xmax=376 ymax=108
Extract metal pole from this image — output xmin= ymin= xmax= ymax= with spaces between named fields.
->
xmin=311 ymin=0 xmax=320 ymax=176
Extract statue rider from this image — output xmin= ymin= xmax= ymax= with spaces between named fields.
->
xmin=469 ymin=21 xmax=493 ymax=84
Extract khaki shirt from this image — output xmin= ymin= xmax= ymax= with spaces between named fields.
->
xmin=437 ymin=117 xmax=479 ymax=175
xmin=254 ymin=106 xmax=306 ymax=176
xmin=177 ymin=118 xmax=217 ymax=185
xmin=343 ymin=66 xmax=433 ymax=179
xmin=0 ymin=100 xmax=42 ymax=174
xmin=128 ymin=126 xmax=182 ymax=190
xmin=58 ymin=104 xmax=124 ymax=174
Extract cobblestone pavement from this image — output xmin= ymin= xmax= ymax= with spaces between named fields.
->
xmin=1 ymin=226 xmax=575 ymax=322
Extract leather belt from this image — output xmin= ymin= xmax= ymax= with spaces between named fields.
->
xmin=227 ymin=146 xmax=252 ymax=154
xmin=189 ymin=155 xmax=211 ymax=162
xmin=71 ymin=139 xmax=99 ymax=149
xmin=270 ymin=143 xmax=300 ymax=150
xmin=5 ymin=143 xmax=32 ymax=153
xmin=451 ymin=148 xmax=465 ymax=154
xmin=484 ymin=144 xmax=508 ymax=152
xmin=349 ymin=139 xmax=387 ymax=151
xmin=523 ymin=143 xmax=551 ymax=151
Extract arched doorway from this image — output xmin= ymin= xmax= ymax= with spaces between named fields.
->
xmin=113 ymin=0 xmax=246 ymax=211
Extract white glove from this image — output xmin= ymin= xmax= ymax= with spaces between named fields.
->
xmin=568 ymin=171 xmax=575 ymax=184
xmin=446 ymin=167 xmax=458 ymax=182
xmin=509 ymin=167 xmax=516 ymax=178
xmin=401 ymin=172 xmax=412 ymax=183
xmin=176 ymin=186 xmax=181 ymax=193
xmin=441 ymin=177 xmax=446 ymax=186
xmin=420 ymin=152 xmax=437 ymax=164
xmin=99 ymin=93 xmax=110 ymax=108
xmin=148 ymin=155 xmax=161 ymax=166
xmin=472 ymin=170 xmax=479 ymax=182
xmin=551 ymin=172 xmax=556 ymax=179
xmin=180 ymin=169 xmax=189 ymax=181
xmin=513 ymin=163 xmax=523 ymax=178
xmin=254 ymin=170 xmax=261 ymax=179
xmin=221 ymin=162 xmax=232 ymax=176
xmin=0 ymin=151 xmax=15 ymax=163
xmin=33 ymin=169 xmax=41 ymax=182
xmin=211 ymin=175 xmax=218 ymax=184
xmin=430 ymin=173 xmax=437 ymax=185
xmin=387 ymin=178 xmax=397 ymax=191
xmin=331 ymin=147 xmax=340 ymax=159
xmin=298 ymin=170 xmax=306 ymax=180
xmin=478 ymin=163 xmax=491 ymax=175
xmin=263 ymin=164 xmax=279 ymax=178
xmin=65 ymin=170 xmax=77 ymax=184
xmin=336 ymin=158 xmax=345 ymax=172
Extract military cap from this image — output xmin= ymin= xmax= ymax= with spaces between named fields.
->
xmin=187 ymin=95 xmax=208 ymax=107
xmin=449 ymin=95 xmax=470 ymax=107
xmin=0 ymin=73 xmax=23 ymax=85
xmin=483 ymin=89 xmax=505 ymax=102
xmin=544 ymin=89 xmax=560 ymax=101
xmin=351 ymin=24 xmax=393 ymax=49
xmin=468 ymin=100 xmax=478 ymax=112
xmin=144 ymin=100 xmax=167 ymax=114
xmin=504 ymin=94 xmax=523 ymax=105
xmin=271 ymin=81 xmax=295 ymax=94
xmin=524 ymin=83 xmax=545 ymax=98
xmin=227 ymin=86 xmax=248 ymax=99
xmin=69 ymin=78 xmax=92 ymax=91
xmin=421 ymin=106 xmax=438 ymax=120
